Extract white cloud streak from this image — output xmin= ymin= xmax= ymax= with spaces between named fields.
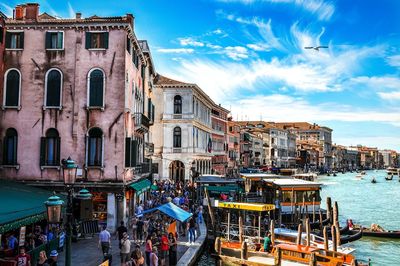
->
xmin=67 ymin=2 xmax=75 ymax=18
xmin=178 ymin=37 xmax=205 ymax=47
xmin=216 ymin=0 xmax=335 ymax=21
xmin=0 ymin=3 xmax=13 ymax=17
xmin=386 ymin=55 xmax=400 ymax=67
xmin=157 ymin=48 xmax=195 ymax=54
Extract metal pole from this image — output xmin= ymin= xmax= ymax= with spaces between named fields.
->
xmin=65 ymin=188 xmax=73 ymax=266
xmin=227 ymin=211 xmax=230 ymax=241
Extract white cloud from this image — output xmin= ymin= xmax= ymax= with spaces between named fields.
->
xmin=206 ymin=43 xmax=223 ymax=49
xmin=229 ymin=94 xmax=400 ymax=127
xmin=212 ymin=29 xmax=224 ymax=35
xmin=386 ymin=55 xmax=400 ymax=67
xmin=67 ymin=2 xmax=75 ymax=18
xmin=216 ymin=0 xmax=335 ymax=21
xmin=178 ymin=37 xmax=204 ymax=47
xmin=156 ymin=48 xmax=195 ymax=54
xmin=378 ymin=91 xmax=400 ymax=101
xmin=351 ymin=76 xmax=400 ymax=90
xmin=224 ymin=46 xmax=249 ymax=60
xmin=247 ymin=43 xmax=271 ymax=51
xmin=0 ymin=3 xmax=13 ymax=17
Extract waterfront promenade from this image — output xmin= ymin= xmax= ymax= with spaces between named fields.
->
xmin=57 ymin=222 xmax=206 ymax=265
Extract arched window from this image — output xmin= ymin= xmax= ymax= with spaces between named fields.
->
xmin=87 ymin=127 xmax=103 ymax=166
xmin=3 ymin=128 xmax=18 ymax=165
xmin=45 ymin=69 xmax=63 ymax=108
xmin=40 ymin=129 xmax=60 ymax=166
xmin=173 ymin=95 xmax=182 ymax=114
xmin=88 ymin=69 xmax=105 ymax=107
xmin=173 ymin=127 xmax=181 ymax=148
xmin=3 ymin=69 xmax=21 ymax=107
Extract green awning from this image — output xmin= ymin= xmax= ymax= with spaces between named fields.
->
xmin=0 ymin=181 xmax=60 ymax=234
xmin=130 ymin=179 xmax=151 ymax=195
xmin=151 ymin=185 xmax=159 ymax=191
xmin=205 ymin=185 xmax=243 ymax=193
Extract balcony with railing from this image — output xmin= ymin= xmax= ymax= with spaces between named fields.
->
xmin=134 ymin=113 xmax=150 ymax=133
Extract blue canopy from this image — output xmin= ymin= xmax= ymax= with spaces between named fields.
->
xmin=140 ymin=202 xmax=192 ymax=222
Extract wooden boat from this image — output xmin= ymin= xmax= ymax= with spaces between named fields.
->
xmin=216 ymin=239 xmax=358 ymax=266
xmin=355 ymin=174 xmax=363 ymax=179
xmin=339 ymin=229 xmax=362 ymax=244
xmin=361 ymin=171 xmax=366 ymax=175
xmin=371 ymin=178 xmax=377 ymax=183
xmin=310 ymin=217 xmax=330 ymax=230
xmin=350 ymin=225 xmax=400 ymax=239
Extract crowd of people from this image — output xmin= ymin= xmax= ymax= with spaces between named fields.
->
xmin=99 ymin=179 xmax=204 ymax=266
xmin=0 ymin=224 xmax=63 ymax=266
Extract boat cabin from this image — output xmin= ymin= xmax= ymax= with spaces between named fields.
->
xmin=263 ymin=178 xmax=322 ymax=224
xmin=240 ymin=173 xmax=281 ymax=202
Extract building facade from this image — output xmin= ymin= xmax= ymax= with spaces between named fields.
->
xmin=227 ymin=119 xmax=240 ymax=177
xmin=211 ymin=104 xmax=229 ymax=175
xmin=0 ymin=4 xmax=154 ymax=231
xmin=151 ymin=75 xmax=214 ymax=182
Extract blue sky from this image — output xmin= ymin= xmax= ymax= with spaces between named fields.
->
xmin=2 ymin=0 xmax=400 ymax=150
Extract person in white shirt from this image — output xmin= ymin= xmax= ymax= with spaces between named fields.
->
xmin=98 ymin=225 xmax=111 ymax=254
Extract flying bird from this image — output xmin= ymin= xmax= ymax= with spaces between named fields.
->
xmin=304 ymin=46 xmax=328 ymax=51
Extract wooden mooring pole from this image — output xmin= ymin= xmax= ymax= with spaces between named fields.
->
xmin=323 ymin=226 xmax=329 ymax=251
xmin=296 ymin=224 xmax=302 ymax=245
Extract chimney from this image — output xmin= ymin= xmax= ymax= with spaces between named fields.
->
xmin=76 ymin=12 xmax=82 ymax=19
xmin=24 ymin=3 xmax=39 ymax=20
xmin=14 ymin=5 xmax=24 ymax=20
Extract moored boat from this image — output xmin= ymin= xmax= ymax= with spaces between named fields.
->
xmin=385 ymin=175 xmax=393 ymax=181
xmin=350 ymin=224 xmax=400 ymax=239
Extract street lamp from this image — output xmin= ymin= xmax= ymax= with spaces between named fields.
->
xmin=61 ymin=157 xmax=77 ymax=266
xmin=45 ymin=195 xmax=64 ymax=224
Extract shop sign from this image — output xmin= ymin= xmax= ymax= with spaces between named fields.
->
xmin=19 ymin=226 xmax=26 ymax=247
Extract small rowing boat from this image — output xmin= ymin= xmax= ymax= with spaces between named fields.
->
xmin=350 ymin=224 xmax=400 ymax=239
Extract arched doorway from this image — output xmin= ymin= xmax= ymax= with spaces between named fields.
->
xmin=169 ymin=160 xmax=185 ymax=183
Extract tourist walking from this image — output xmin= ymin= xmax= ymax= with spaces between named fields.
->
xmin=150 ymin=247 xmax=159 ymax=266
xmin=99 ymin=225 xmax=111 ymax=254
xmin=187 ymin=217 xmax=196 ymax=244
xmin=160 ymin=233 xmax=169 ymax=266
xmin=145 ymin=235 xmax=152 ymax=266
xmin=117 ymin=221 xmax=128 ymax=248
xmin=136 ymin=217 xmax=144 ymax=243
xmin=130 ymin=244 xmax=144 ymax=266
xmin=120 ymin=232 xmax=132 ymax=265
xmin=168 ymin=232 xmax=177 ymax=266
xmin=46 ymin=250 xmax=58 ymax=266
xmin=131 ymin=217 xmax=138 ymax=243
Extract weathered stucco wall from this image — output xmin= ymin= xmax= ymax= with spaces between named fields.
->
xmin=0 ymin=27 xmax=129 ymax=181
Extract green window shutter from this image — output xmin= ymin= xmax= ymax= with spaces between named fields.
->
xmin=103 ymin=32 xmax=109 ymax=49
xmin=131 ymin=140 xmax=138 ymax=167
xmin=19 ymin=32 xmax=24 ymax=49
xmin=85 ymin=32 xmax=91 ymax=49
xmin=45 ymin=32 xmax=51 ymax=49
xmin=125 ymin=137 xmax=131 ymax=167
xmin=5 ymin=31 xmax=11 ymax=48
xmin=40 ymin=137 xmax=46 ymax=166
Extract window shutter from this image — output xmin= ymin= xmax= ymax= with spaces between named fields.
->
xmin=0 ymin=27 xmax=3 ymax=44
xmin=152 ymin=104 xmax=155 ymax=122
xmin=5 ymin=31 xmax=11 ymax=48
xmin=19 ymin=32 xmax=24 ymax=49
xmin=13 ymin=135 xmax=18 ymax=165
xmin=45 ymin=32 xmax=51 ymax=49
xmin=56 ymin=137 xmax=61 ymax=165
xmin=131 ymin=140 xmax=138 ymax=167
xmin=126 ymin=36 xmax=131 ymax=53
xmin=147 ymin=99 xmax=151 ymax=119
xmin=85 ymin=32 xmax=91 ymax=49
xmin=103 ymin=32 xmax=109 ymax=49
xmin=125 ymin=137 xmax=131 ymax=167
xmin=40 ymin=137 xmax=46 ymax=166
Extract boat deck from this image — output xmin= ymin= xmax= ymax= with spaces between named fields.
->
xmin=248 ymin=256 xmax=307 ymax=266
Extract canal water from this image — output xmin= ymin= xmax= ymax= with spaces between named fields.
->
xmin=196 ymin=170 xmax=399 ymax=265
xmin=319 ymin=170 xmax=400 ymax=265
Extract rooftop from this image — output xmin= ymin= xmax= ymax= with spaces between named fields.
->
xmin=263 ymin=178 xmax=321 ymax=187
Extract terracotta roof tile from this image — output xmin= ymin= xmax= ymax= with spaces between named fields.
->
xmin=154 ymin=74 xmax=194 ymax=86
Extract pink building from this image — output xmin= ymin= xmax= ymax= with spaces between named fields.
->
xmin=211 ymin=104 xmax=229 ymax=175
xmin=0 ymin=4 xmax=155 ymax=231
xmin=227 ymin=119 xmax=240 ymax=177
xmin=0 ymin=11 xmax=5 ymax=98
